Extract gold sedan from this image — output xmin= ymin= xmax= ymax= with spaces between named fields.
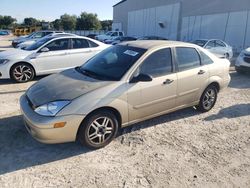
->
xmin=20 ymin=40 xmax=231 ymax=149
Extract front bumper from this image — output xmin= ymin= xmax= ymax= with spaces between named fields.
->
xmin=0 ymin=63 xmax=11 ymax=79
xmin=20 ymin=95 xmax=85 ymax=144
xmin=235 ymin=56 xmax=250 ymax=72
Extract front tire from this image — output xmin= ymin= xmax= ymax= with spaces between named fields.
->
xmin=10 ymin=63 xmax=35 ymax=83
xmin=77 ymin=110 xmax=119 ymax=149
xmin=196 ymin=85 xmax=218 ymax=112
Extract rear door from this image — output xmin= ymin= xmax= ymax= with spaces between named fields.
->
xmin=127 ymin=48 xmax=177 ymax=122
xmin=175 ymin=47 xmax=209 ymax=107
xmin=67 ymin=38 xmax=101 ymax=67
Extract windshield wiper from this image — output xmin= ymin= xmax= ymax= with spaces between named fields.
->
xmin=76 ymin=67 xmax=102 ymax=80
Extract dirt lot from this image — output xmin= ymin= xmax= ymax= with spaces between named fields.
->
xmin=0 ymin=37 xmax=250 ymax=187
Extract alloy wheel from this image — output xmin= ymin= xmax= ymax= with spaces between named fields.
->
xmin=87 ymin=117 xmax=114 ymax=145
xmin=202 ymin=89 xmax=216 ymax=110
xmin=13 ymin=65 xmax=33 ymax=82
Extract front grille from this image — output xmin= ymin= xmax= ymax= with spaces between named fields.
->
xmin=244 ymin=56 xmax=250 ymax=64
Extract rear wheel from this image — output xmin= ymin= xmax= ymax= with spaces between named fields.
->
xmin=10 ymin=63 xmax=35 ymax=83
xmin=77 ymin=110 xmax=119 ymax=149
xmin=196 ymin=85 xmax=218 ymax=112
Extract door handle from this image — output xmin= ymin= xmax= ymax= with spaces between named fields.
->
xmin=163 ymin=79 xmax=174 ymax=85
xmin=198 ymin=70 xmax=206 ymax=75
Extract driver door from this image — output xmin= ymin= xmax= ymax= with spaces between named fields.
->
xmin=127 ymin=48 xmax=177 ymax=123
xmin=32 ymin=38 xmax=71 ymax=75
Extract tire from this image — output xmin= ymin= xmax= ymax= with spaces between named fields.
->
xmin=196 ymin=85 xmax=218 ymax=113
xmin=77 ymin=110 xmax=119 ymax=149
xmin=235 ymin=66 xmax=244 ymax=74
xmin=10 ymin=63 xmax=35 ymax=83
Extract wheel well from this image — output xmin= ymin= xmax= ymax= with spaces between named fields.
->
xmin=76 ymin=107 xmax=122 ymax=138
xmin=208 ymin=82 xmax=220 ymax=92
xmin=10 ymin=62 xmax=36 ymax=77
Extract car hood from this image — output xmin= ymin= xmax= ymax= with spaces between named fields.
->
xmin=26 ymin=68 xmax=111 ymax=107
xmin=0 ymin=49 xmax=33 ymax=59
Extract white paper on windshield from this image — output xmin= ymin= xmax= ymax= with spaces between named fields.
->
xmin=124 ymin=50 xmax=139 ymax=57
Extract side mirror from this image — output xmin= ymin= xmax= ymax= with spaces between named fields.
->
xmin=130 ymin=74 xmax=153 ymax=83
xmin=40 ymin=47 xmax=49 ymax=53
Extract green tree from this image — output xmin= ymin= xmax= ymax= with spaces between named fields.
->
xmin=24 ymin=17 xmax=39 ymax=26
xmin=60 ymin=14 xmax=77 ymax=30
xmin=76 ymin=12 xmax=101 ymax=30
xmin=52 ymin=19 xmax=62 ymax=30
xmin=101 ymin=20 xmax=112 ymax=31
xmin=0 ymin=15 xmax=16 ymax=29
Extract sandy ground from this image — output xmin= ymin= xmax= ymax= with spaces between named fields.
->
xmin=0 ymin=36 xmax=249 ymax=187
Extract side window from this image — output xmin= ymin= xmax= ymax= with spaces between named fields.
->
xmin=88 ymin=40 xmax=99 ymax=47
xmin=111 ymin=32 xmax=118 ymax=37
xmin=33 ymin=32 xmax=43 ymax=38
xmin=140 ymin=48 xmax=172 ymax=77
xmin=206 ymin=41 xmax=215 ymax=48
xmin=216 ymin=40 xmax=226 ymax=47
xmin=119 ymin=32 xmax=123 ymax=36
xmin=198 ymin=50 xmax=214 ymax=65
xmin=176 ymin=47 xmax=201 ymax=71
xmin=45 ymin=39 xmax=69 ymax=51
xmin=72 ymin=39 xmax=89 ymax=49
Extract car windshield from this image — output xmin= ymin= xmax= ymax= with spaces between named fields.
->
xmin=24 ymin=37 xmax=52 ymax=51
xmin=192 ymin=40 xmax=208 ymax=47
xmin=79 ymin=45 xmax=147 ymax=81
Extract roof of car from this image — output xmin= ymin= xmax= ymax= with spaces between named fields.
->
xmin=119 ymin=40 xmax=197 ymax=50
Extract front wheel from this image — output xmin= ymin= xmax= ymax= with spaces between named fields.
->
xmin=196 ymin=85 xmax=218 ymax=112
xmin=10 ymin=63 xmax=35 ymax=83
xmin=77 ymin=110 xmax=119 ymax=149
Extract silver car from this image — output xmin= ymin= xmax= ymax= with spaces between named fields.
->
xmin=192 ymin=39 xmax=233 ymax=59
xmin=20 ymin=41 xmax=231 ymax=149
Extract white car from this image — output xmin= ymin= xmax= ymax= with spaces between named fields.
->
xmin=17 ymin=33 xmax=77 ymax=49
xmin=235 ymin=47 xmax=250 ymax=73
xmin=0 ymin=36 xmax=109 ymax=82
xmin=95 ymin=31 xmax=124 ymax=42
xmin=192 ymin=39 xmax=233 ymax=59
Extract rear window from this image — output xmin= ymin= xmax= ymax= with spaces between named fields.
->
xmin=176 ymin=47 xmax=201 ymax=71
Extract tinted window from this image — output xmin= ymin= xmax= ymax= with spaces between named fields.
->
xmin=32 ymin=32 xmax=43 ymax=38
xmin=88 ymin=40 xmax=99 ymax=47
xmin=140 ymin=48 xmax=172 ymax=77
xmin=206 ymin=41 xmax=216 ymax=48
xmin=45 ymin=39 xmax=69 ymax=51
xmin=72 ymin=39 xmax=89 ymax=49
xmin=216 ymin=40 xmax=226 ymax=47
xmin=80 ymin=46 xmax=146 ymax=81
xmin=176 ymin=47 xmax=201 ymax=71
xmin=198 ymin=50 xmax=214 ymax=65
xmin=24 ymin=37 xmax=53 ymax=51
xmin=119 ymin=32 xmax=123 ymax=36
xmin=111 ymin=32 xmax=118 ymax=37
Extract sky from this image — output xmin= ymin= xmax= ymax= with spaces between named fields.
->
xmin=0 ymin=0 xmax=121 ymax=23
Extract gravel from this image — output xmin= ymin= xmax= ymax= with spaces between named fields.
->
xmin=0 ymin=72 xmax=249 ymax=187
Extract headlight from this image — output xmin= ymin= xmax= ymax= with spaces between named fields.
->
xmin=34 ymin=101 xmax=70 ymax=116
xmin=0 ymin=59 xmax=9 ymax=65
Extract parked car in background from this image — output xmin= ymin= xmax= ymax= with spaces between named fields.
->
xmin=192 ymin=39 xmax=233 ymax=59
xmin=0 ymin=30 xmax=10 ymax=36
xmin=137 ymin=36 xmax=168 ymax=40
xmin=20 ymin=40 xmax=231 ymax=149
xmin=12 ymin=30 xmax=64 ymax=48
xmin=17 ymin=33 xmax=77 ymax=49
xmin=104 ymin=36 xmax=137 ymax=45
xmin=86 ymin=34 xmax=98 ymax=39
xmin=235 ymin=47 xmax=250 ymax=73
xmin=95 ymin=31 xmax=124 ymax=42
xmin=0 ymin=36 xmax=109 ymax=82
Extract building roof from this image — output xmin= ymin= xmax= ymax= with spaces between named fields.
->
xmin=113 ymin=0 xmax=127 ymax=7
xmin=119 ymin=40 xmax=197 ymax=50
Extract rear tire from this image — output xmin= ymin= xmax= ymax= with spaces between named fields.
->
xmin=10 ymin=63 xmax=35 ymax=83
xmin=77 ymin=110 xmax=119 ymax=149
xmin=196 ymin=85 xmax=218 ymax=112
